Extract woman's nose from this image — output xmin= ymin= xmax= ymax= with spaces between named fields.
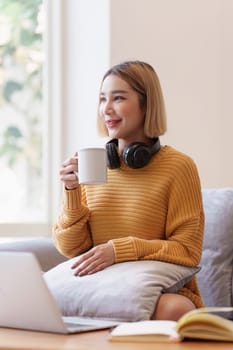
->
xmin=103 ymin=100 xmax=113 ymax=115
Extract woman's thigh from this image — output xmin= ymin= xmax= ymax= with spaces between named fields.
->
xmin=151 ymin=293 xmax=196 ymax=321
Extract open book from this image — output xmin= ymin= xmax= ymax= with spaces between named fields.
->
xmin=109 ymin=307 xmax=233 ymax=343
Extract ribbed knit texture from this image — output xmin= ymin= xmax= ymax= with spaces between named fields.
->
xmin=53 ymin=146 xmax=205 ymax=307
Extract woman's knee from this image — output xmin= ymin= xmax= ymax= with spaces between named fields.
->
xmin=151 ymin=293 xmax=196 ymax=321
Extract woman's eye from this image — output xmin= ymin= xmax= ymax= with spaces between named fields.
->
xmin=114 ymin=95 xmax=124 ymax=101
xmin=99 ymin=96 xmax=106 ymax=103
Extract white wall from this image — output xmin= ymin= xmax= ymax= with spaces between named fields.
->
xmin=110 ymin=0 xmax=233 ymax=188
xmin=64 ymin=0 xmax=233 ymax=188
xmin=63 ymin=0 xmax=110 ymax=155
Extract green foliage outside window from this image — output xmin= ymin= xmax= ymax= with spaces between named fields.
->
xmin=0 ymin=0 xmax=45 ymax=218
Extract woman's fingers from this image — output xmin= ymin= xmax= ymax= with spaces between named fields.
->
xmin=59 ymin=154 xmax=79 ymax=189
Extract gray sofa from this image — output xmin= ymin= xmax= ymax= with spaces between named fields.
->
xmin=0 ymin=188 xmax=233 ymax=310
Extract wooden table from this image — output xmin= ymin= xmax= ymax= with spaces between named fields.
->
xmin=0 ymin=328 xmax=233 ymax=350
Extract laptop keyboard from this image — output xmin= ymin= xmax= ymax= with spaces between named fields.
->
xmin=65 ymin=322 xmax=103 ymax=332
xmin=63 ymin=316 xmax=120 ymax=333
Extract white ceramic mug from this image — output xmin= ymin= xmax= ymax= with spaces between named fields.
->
xmin=77 ymin=148 xmax=107 ymax=185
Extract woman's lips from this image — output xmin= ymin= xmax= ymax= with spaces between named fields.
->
xmin=105 ymin=120 xmax=121 ymax=128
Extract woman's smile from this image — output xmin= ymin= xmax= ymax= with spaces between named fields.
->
xmin=105 ymin=119 xmax=121 ymax=129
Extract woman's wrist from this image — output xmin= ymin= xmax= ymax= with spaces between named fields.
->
xmin=65 ymin=184 xmax=79 ymax=191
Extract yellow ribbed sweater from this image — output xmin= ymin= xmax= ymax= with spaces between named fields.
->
xmin=53 ymin=146 xmax=205 ymax=307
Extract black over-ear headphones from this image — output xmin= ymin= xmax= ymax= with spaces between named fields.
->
xmin=105 ymin=137 xmax=161 ymax=169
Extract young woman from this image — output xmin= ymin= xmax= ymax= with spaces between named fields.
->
xmin=54 ymin=60 xmax=204 ymax=320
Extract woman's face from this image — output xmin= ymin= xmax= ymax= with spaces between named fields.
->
xmin=99 ymin=74 xmax=146 ymax=145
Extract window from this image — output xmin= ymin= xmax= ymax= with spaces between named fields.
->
xmin=0 ymin=0 xmax=46 ymax=225
xmin=0 ymin=0 xmax=109 ymax=238
xmin=0 ymin=0 xmax=65 ymax=237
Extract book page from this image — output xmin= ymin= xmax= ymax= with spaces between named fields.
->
xmin=177 ymin=307 xmax=233 ymax=328
xmin=176 ymin=307 xmax=233 ymax=341
xmin=109 ymin=320 xmax=181 ymax=342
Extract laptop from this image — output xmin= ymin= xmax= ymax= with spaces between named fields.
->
xmin=0 ymin=251 xmax=120 ymax=334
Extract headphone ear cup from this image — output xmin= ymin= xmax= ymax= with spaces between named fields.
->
xmin=123 ymin=142 xmax=152 ymax=169
xmin=106 ymin=140 xmax=121 ymax=169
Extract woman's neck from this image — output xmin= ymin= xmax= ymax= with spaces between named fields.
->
xmin=118 ymin=137 xmax=154 ymax=153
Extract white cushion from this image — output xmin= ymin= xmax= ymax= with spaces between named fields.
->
xmin=44 ymin=259 xmax=199 ymax=322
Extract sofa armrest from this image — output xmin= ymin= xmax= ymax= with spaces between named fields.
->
xmin=0 ymin=237 xmax=67 ymax=271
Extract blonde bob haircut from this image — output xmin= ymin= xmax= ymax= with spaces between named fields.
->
xmin=97 ymin=60 xmax=167 ymax=138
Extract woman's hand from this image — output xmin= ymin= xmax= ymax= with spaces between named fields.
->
xmin=60 ymin=152 xmax=79 ymax=190
xmin=71 ymin=242 xmax=115 ymax=276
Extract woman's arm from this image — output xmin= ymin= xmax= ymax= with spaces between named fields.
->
xmin=53 ymin=187 xmax=93 ymax=258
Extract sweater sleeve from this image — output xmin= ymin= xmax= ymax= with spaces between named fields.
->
xmin=110 ymin=156 xmax=204 ymax=266
xmin=53 ymin=186 xmax=93 ymax=258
